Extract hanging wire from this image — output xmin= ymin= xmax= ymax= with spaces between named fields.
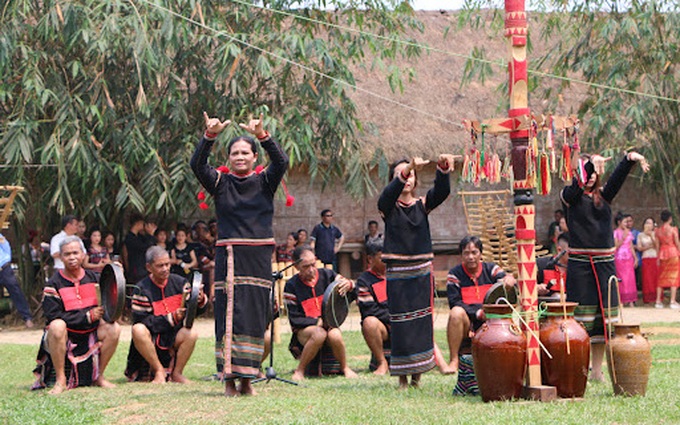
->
xmin=135 ymin=0 xmax=464 ymax=128
xmin=230 ymin=0 xmax=680 ymax=105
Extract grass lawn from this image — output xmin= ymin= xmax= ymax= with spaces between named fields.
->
xmin=1 ymin=330 xmax=679 ymax=425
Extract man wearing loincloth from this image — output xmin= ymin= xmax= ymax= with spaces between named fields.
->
xmin=283 ymin=246 xmax=357 ymax=381
xmin=125 ymin=246 xmax=207 ymax=384
xmin=354 ymin=240 xmax=391 ymax=375
xmin=33 ymin=236 xmax=120 ymax=395
xmin=446 ymin=235 xmax=516 ymax=371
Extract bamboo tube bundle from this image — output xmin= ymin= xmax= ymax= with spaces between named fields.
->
xmin=460 ymin=189 xmax=546 ymax=276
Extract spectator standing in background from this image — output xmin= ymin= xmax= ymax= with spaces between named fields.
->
xmin=295 ymin=229 xmax=308 ymax=247
xmin=50 ymin=215 xmax=85 ymax=270
xmin=614 ymin=212 xmax=638 ymax=307
xmin=123 ymin=214 xmax=156 ymax=285
xmin=636 ymin=217 xmax=658 ymax=305
xmin=655 ymin=210 xmax=680 ymax=309
xmin=84 ymin=227 xmax=110 ymax=275
xmin=364 ymin=220 xmax=383 ymax=247
xmin=0 ymin=233 xmax=34 ymax=327
xmin=310 ymin=209 xmax=344 ymax=270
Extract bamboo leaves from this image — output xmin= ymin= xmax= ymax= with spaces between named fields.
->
xmin=1 ymin=0 xmax=422 ymax=230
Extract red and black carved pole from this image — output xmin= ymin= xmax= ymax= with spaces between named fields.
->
xmin=505 ymin=0 xmax=541 ymax=386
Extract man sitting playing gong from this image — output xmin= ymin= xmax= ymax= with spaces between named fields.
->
xmin=33 ymin=236 xmax=121 ymax=395
xmin=125 ymin=246 xmax=207 ymax=383
xmin=355 ymin=240 xmax=390 ymax=375
xmin=283 ymin=245 xmax=358 ymax=381
xmin=446 ymin=235 xmax=516 ymax=371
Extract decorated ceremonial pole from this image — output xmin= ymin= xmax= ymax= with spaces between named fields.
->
xmin=504 ymin=0 xmax=541 ymax=390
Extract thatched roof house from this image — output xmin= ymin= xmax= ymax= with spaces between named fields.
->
xmin=270 ymin=11 xmax=663 ymax=277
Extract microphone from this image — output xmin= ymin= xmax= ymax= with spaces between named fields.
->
xmin=545 ymin=250 xmax=567 ymax=269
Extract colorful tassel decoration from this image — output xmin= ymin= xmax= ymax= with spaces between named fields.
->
xmin=539 ymin=152 xmax=551 ymax=195
xmin=561 ymin=143 xmax=572 ymax=182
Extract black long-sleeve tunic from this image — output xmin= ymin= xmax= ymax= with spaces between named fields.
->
xmin=378 ymin=168 xmax=450 ymax=261
xmin=190 ymin=135 xmax=289 ymax=241
xmin=284 ymin=268 xmax=338 ymax=332
xmin=560 ymin=155 xmax=635 ymax=249
xmin=355 ymin=270 xmax=390 ymax=326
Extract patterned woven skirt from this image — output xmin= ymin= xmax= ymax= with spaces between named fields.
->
xmin=386 ymin=259 xmax=435 ymax=376
xmin=214 ymin=243 xmax=274 ymax=378
xmin=567 ymin=250 xmax=619 ymax=342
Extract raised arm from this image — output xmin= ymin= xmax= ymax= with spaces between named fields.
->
xmin=239 ymin=113 xmax=289 ymax=193
xmin=190 ymin=113 xmax=231 ymax=195
xmin=425 ymin=155 xmax=453 ymax=212
xmin=378 ymin=174 xmax=406 ymax=218
xmin=601 ymin=152 xmax=648 ymax=203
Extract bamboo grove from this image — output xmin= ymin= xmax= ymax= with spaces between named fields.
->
xmin=0 ymin=0 xmax=423 ymax=232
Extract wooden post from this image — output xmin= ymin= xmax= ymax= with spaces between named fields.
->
xmin=504 ymin=0 xmax=543 ymax=391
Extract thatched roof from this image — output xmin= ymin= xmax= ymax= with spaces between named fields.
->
xmin=351 ymin=11 xmax=588 ymax=161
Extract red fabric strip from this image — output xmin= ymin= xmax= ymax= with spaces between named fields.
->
xmin=373 ymin=279 xmax=388 ymax=303
xmin=152 ymin=293 xmax=183 ymax=316
xmin=59 ymin=284 xmax=99 ymax=311
xmin=301 ymin=295 xmax=323 ymax=318
xmin=461 ymin=284 xmax=493 ymax=305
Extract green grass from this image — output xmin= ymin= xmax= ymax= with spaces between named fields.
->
xmin=2 ymin=332 xmax=680 ymax=425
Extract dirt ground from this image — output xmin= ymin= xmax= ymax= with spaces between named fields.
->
xmin=0 ymin=304 xmax=677 ymax=346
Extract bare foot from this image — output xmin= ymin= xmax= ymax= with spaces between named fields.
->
xmin=94 ymin=376 xmax=116 ymax=388
xmin=238 ymin=380 xmax=257 ymax=396
xmin=410 ymin=374 xmax=421 ymax=388
xmin=25 ymin=319 xmax=35 ymax=329
xmin=343 ymin=368 xmax=358 ymax=379
xmin=170 ymin=373 xmax=191 ymax=384
xmin=446 ymin=357 xmax=459 ymax=373
xmin=438 ymin=361 xmax=456 ymax=375
xmin=151 ymin=371 xmax=167 ymax=384
xmin=225 ymin=380 xmax=239 ymax=397
xmin=48 ymin=381 xmax=67 ymax=395
xmin=373 ymin=363 xmax=389 ymax=375
xmin=589 ymin=371 xmax=604 ymax=382
xmin=291 ymin=370 xmax=305 ymax=382
xmin=398 ymin=376 xmax=408 ymax=390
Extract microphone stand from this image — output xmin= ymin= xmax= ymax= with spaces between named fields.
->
xmin=253 ymin=260 xmax=299 ymax=386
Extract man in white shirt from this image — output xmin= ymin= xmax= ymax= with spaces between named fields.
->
xmin=50 ymin=215 xmax=85 ymax=270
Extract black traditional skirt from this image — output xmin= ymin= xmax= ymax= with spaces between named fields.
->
xmin=215 ymin=240 xmax=274 ymax=378
xmin=566 ymin=248 xmax=620 ymax=342
xmin=386 ymin=259 xmax=436 ymax=376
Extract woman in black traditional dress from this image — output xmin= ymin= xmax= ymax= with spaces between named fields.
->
xmin=378 ymin=155 xmax=453 ymax=389
xmin=170 ymin=228 xmax=198 ymax=280
xmin=560 ymin=146 xmax=648 ymax=381
xmin=191 ymin=112 xmax=288 ymax=396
